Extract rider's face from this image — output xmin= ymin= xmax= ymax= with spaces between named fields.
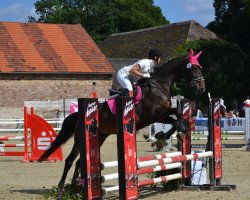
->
xmin=154 ymin=56 xmax=161 ymax=65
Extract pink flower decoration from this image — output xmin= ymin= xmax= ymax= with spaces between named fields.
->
xmin=189 ymin=49 xmax=202 ymax=68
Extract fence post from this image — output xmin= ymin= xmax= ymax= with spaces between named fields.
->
xmin=116 ymin=97 xmax=138 ymax=200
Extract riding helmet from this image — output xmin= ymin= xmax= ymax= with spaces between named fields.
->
xmin=148 ymin=48 xmax=163 ymax=59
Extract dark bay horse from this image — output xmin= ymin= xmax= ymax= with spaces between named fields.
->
xmin=38 ymin=49 xmax=205 ymax=188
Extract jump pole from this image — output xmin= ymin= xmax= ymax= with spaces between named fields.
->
xmin=177 ymin=97 xmax=236 ymax=191
xmin=177 ymin=98 xmax=192 ymax=186
xmin=77 ymin=97 xmax=138 ymax=199
xmin=206 ymin=94 xmax=236 ymax=190
xmin=78 ymin=98 xmax=102 ymax=200
xmin=116 ymin=97 xmax=138 ymax=200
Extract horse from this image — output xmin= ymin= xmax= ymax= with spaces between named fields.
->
xmin=38 ymin=49 xmax=205 ymax=189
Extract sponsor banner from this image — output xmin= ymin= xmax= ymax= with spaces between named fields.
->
xmin=194 ymin=117 xmax=208 ymax=131
xmin=116 ymin=97 xmax=138 ymax=199
xmin=195 ymin=117 xmax=245 ymax=131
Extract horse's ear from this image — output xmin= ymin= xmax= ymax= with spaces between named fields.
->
xmin=189 ymin=49 xmax=194 ymax=58
xmin=195 ymin=51 xmax=202 ymax=58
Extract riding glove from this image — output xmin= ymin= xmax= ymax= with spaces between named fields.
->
xmin=142 ymin=73 xmax=150 ymax=78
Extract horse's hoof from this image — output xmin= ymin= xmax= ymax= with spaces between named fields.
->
xmin=143 ymin=134 xmax=149 ymax=141
xmin=155 ymin=131 xmax=172 ymax=140
xmin=164 ymin=134 xmax=171 ymax=140
xmin=175 ymin=121 xmax=186 ymax=132
xmin=58 ymin=182 xmax=65 ymax=190
xmin=177 ymin=132 xmax=185 ymax=141
xmin=154 ymin=131 xmax=165 ymax=140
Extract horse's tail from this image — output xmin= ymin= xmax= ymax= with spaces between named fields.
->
xmin=38 ymin=112 xmax=78 ymax=162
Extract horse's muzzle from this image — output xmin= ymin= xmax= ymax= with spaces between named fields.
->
xmin=192 ymin=77 xmax=205 ymax=94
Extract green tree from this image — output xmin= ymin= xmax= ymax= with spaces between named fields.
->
xmin=175 ymin=40 xmax=248 ymax=110
xmin=29 ymin=0 xmax=169 ymax=43
xmin=207 ymin=0 xmax=250 ymax=52
xmin=206 ymin=0 xmax=250 ymax=111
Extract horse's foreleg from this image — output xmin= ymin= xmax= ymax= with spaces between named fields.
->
xmin=167 ymin=108 xmax=186 ymax=132
xmin=58 ymin=143 xmax=79 ymax=189
xmin=155 ymin=116 xmax=177 ymax=140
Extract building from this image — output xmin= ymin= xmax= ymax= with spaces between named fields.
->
xmin=99 ymin=20 xmax=218 ymax=61
xmin=99 ymin=20 xmax=218 ymax=90
xmin=0 ymin=22 xmax=114 ymax=117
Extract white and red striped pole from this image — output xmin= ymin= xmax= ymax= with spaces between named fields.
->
xmin=138 ymin=173 xmax=182 ymax=187
xmin=137 ymin=151 xmax=182 ymax=162
xmin=102 ymin=173 xmax=182 ymax=196
xmin=101 ymin=151 xmax=182 ymax=170
xmin=101 ymin=162 xmax=182 ymax=183
xmin=138 ymin=162 xmax=182 ymax=175
xmin=0 ymin=136 xmax=30 ymax=141
xmin=0 ymin=144 xmax=28 ymax=147
xmin=138 ymin=151 xmax=213 ymax=169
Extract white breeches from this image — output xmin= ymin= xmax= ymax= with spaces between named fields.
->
xmin=116 ymin=70 xmax=133 ymax=91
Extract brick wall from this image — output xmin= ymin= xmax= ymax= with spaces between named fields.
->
xmin=0 ymin=73 xmax=112 ymax=118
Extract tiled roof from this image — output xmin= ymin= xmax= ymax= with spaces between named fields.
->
xmin=99 ymin=20 xmax=218 ymax=60
xmin=0 ymin=22 xmax=114 ymax=73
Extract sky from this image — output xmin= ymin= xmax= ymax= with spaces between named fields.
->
xmin=0 ymin=0 xmax=215 ymax=27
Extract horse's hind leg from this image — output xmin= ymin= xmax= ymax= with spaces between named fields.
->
xmin=71 ymin=133 xmax=110 ymax=188
xmin=58 ymin=142 xmax=79 ymax=189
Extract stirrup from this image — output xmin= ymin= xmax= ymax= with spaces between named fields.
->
xmin=108 ymin=88 xmax=130 ymax=97
xmin=109 ymin=89 xmax=123 ymax=96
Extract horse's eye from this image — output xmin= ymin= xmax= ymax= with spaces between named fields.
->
xmin=186 ymin=63 xmax=192 ymax=69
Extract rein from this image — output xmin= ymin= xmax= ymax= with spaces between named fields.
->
xmin=150 ymin=80 xmax=171 ymax=99
xmin=135 ymin=78 xmax=172 ymax=120
xmin=192 ymin=76 xmax=205 ymax=84
xmin=138 ymin=78 xmax=171 ymax=102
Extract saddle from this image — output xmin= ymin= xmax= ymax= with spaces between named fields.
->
xmin=109 ymin=83 xmax=139 ymax=98
xmin=107 ymin=83 xmax=142 ymax=114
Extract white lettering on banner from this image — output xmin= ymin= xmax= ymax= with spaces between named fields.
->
xmin=86 ymin=102 xmax=97 ymax=117
xmin=37 ymin=137 xmax=51 ymax=150
xmin=194 ymin=117 xmax=246 ymax=131
xmin=183 ymin=102 xmax=190 ymax=114
xmin=227 ymin=118 xmax=243 ymax=126
xmin=124 ymin=100 xmax=134 ymax=116
xmin=214 ymin=101 xmax=220 ymax=114
xmin=225 ymin=118 xmax=245 ymax=129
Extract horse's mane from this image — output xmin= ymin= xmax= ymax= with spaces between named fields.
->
xmin=153 ymin=55 xmax=187 ymax=76
xmin=137 ymin=55 xmax=187 ymax=87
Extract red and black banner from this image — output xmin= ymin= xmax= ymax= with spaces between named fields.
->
xmin=78 ymin=98 xmax=101 ymax=200
xmin=212 ymin=98 xmax=222 ymax=181
xmin=180 ymin=99 xmax=191 ymax=182
xmin=116 ymin=97 xmax=138 ymax=200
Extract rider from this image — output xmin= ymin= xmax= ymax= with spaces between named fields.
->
xmin=116 ymin=48 xmax=163 ymax=97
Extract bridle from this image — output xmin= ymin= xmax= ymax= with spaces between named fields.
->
xmin=192 ymin=76 xmax=205 ymax=85
xmin=188 ymin=63 xmax=205 ymax=85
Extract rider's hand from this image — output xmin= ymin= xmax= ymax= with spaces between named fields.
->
xmin=142 ymin=73 xmax=150 ymax=78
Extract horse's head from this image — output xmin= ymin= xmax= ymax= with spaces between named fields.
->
xmin=186 ymin=49 xmax=205 ymax=94
xmin=153 ymin=49 xmax=205 ymax=94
